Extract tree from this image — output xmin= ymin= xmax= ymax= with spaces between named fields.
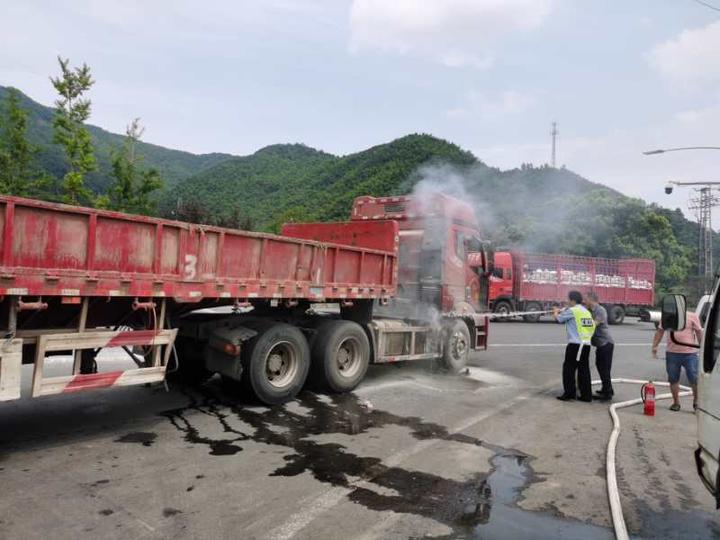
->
xmin=50 ymin=56 xmax=96 ymax=205
xmin=105 ymin=118 xmax=163 ymax=214
xmin=0 ymin=89 xmax=46 ymax=196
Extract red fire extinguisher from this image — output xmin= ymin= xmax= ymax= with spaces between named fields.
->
xmin=641 ymin=381 xmax=655 ymax=416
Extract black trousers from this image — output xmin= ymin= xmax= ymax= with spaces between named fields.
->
xmin=595 ymin=343 xmax=614 ymax=395
xmin=562 ymin=343 xmax=592 ymax=399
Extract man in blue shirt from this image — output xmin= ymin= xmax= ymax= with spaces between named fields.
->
xmin=553 ymin=290 xmax=595 ymax=402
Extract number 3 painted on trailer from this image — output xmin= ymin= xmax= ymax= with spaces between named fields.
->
xmin=184 ymin=254 xmax=197 ymax=280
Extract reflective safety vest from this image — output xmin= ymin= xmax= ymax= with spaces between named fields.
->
xmin=570 ymin=305 xmax=596 ymax=343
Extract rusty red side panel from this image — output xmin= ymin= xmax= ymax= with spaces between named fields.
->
xmin=282 ymin=221 xmax=399 ymax=290
xmin=0 ymin=196 xmax=397 ymax=301
xmin=281 ymin=221 xmax=398 ymax=252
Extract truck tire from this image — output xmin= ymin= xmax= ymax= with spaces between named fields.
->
xmin=241 ymin=322 xmax=310 ymax=405
xmin=441 ymin=320 xmax=471 ymax=373
xmin=166 ymin=336 xmax=213 ymax=384
xmin=310 ymin=320 xmax=370 ymax=393
xmin=493 ymin=300 xmax=513 ymax=320
xmin=608 ymin=305 xmax=625 ymax=325
xmin=522 ymin=302 xmax=542 ymax=323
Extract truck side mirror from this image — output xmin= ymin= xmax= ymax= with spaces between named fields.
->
xmin=661 ymin=294 xmax=687 ymax=331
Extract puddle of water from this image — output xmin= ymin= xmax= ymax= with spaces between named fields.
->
xmin=472 ymin=453 xmax=613 ymax=540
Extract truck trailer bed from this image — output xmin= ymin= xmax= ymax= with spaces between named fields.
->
xmin=0 ymin=196 xmax=398 ymax=302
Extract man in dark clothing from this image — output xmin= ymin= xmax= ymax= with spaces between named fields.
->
xmin=553 ymin=290 xmax=596 ymax=402
xmin=585 ymin=292 xmax=615 ymax=400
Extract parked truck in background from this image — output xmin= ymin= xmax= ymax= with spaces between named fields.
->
xmin=0 ymin=193 xmax=489 ymax=407
xmin=489 ymin=251 xmax=655 ymax=324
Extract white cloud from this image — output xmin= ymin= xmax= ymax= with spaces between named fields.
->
xmin=447 ymin=90 xmax=536 ymax=119
xmin=349 ymin=0 xmax=553 ymax=68
xmin=648 ymin=20 xmax=720 ymax=87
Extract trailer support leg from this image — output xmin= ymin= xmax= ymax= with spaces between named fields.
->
xmin=73 ymin=297 xmax=89 ymax=375
xmin=151 ymin=298 xmax=167 ymax=368
xmin=4 ymin=297 xmax=18 ymax=339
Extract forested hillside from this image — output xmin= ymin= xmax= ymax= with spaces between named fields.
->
xmin=0 ymin=83 xmax=712 ymax=296
xmin=166 ymin=133 xmax=712 ymax=295
xmin=0 ymin=86 xmax=232 ymax=191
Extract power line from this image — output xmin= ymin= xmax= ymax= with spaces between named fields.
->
xmin=690 ymin=0 xmax=720 ymax=12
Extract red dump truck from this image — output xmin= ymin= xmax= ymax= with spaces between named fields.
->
xmin=0 ymin=194 xmax=489 ymax=406
xmin=489 ymin=251 xmax=655 ymax=324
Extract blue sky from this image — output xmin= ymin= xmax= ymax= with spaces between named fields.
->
xmin=2 ymin=0 xmax=720 ymax=219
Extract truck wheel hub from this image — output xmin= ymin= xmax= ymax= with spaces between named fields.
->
xmin=452 ymin=332 xmax=467 ymax=358
xmin=335 ymin=338 xmax=361 ymax=377
xmin=268 ymin=354 xmax=284 ymax=373
xmin=265 ymin=342 xmax=298 ymax=387
xmin=338 ymin=348 xmax=350 ymax=368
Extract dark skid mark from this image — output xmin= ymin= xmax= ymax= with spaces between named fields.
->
xmin=98 ymin=509 xmax=114 ymax=516
xmin=163 ymin=508 xmax=182 ymax=517
xmin=115 ymin=432 xmax=157 ymax=447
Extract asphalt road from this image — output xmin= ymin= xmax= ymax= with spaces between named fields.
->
xmin=0 ymin=319 xmax=718 ymax=539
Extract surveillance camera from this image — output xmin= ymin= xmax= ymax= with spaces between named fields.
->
xmin=665 ymin=184 xmax=673 ymax=195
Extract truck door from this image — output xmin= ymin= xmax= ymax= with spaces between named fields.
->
xmin=464 ymin=236 xmax=488 ymax=311
xmin=489 ymin=252 xmax=514 ymax=302
xmin=697 ymin=286 xmax=720 ymax=504
xmin=443 ymin=226 xmax=471 ymax=311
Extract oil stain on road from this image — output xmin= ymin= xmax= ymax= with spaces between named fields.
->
xmin=158 ymin=384 xmax=613 ymax=538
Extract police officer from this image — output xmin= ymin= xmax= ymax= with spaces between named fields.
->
xmin=553 ymin=290 xmax=596 ymax=402
xmin=585 ymin=291 xmax=614 ymax=400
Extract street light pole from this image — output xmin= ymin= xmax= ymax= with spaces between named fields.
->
xmin=643 ymin=146 xmax=720 ymax=155
xmin=645 ymin=147 xmax=720 ymax=293
xmin=664 ymin=181 xmax=720 ymax=293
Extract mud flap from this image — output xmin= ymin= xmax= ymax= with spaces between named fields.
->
xmin=0 ymin=339 xmax=22 ymax=401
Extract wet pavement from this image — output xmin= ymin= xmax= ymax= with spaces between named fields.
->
xmin=0 ymin=321 xmax=718 ymax=539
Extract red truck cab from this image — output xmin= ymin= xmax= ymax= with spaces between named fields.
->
xmin=351 ymin=194 xmax=489 ymax=316
xmin=489 ymin=251 xmax=514 ymax=305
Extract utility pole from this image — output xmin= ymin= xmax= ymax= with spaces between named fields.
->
xmin=666 ymin=181 xmax=720 ymax=293
xmin=550 ymin=121 xmax=558 ymax=168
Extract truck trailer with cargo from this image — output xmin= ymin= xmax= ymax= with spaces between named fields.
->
xmin=0 ymin=194 xmax=489 ymax=406
xmin=489 ymin=251 xmax=655 ymax=324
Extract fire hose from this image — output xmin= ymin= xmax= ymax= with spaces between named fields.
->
xmin=487 ymin=309 xmax=556 ymax=320
xmin=595 ymin=378 xmax=692 ymax=540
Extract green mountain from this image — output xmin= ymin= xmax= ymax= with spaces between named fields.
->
xmin=0 ymin=86 xmax=233 ymax=191
xmin=159 ymin=134 xmax=479 ymax=230
xmin=0 ymin=84 xmax=708 ymax=295
xmin=166 ymin=133 xmax=707 ymax=295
